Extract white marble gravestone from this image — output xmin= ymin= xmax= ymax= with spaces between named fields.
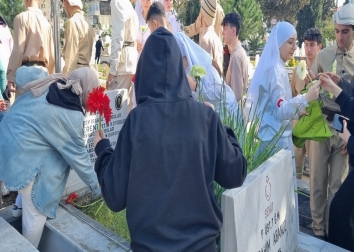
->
xmin=221 ymin=149 xmax=298 ymax=252
xmin=63 ymin=89 xmax=128 ymax=196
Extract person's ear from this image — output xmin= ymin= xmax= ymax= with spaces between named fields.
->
xmin=319 ymin=43 xmax=323 ymax=50
xmin=233 ymin=26 xmax=237 ymax=36
xmin=153 ymin=20 xmax=158 ymax=28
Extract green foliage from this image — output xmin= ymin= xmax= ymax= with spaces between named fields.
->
xmin=219 ymin=0 xmax=234 ymax=15
xmin=296 ymin=0 xmax=335 ymax=46
xmin=220 ymin=0 xmax=263 ymax=41
xmin=234 ymin=0 xmax=263 ymax=41
xmin=174 ymin=0 xmax=200 ymax=27
xmin=321 ymin=19 xmax=336 ymax=45
xmin=101 ymin=27 xmax=112 ymax=38
xmin=81 ymin=200 xmax=131 ymax=241
xmin=248 ymin=36 xmax=263 ymax=55
xmin=0 ymin=0 xmax=25 ymax=30
xmin=258 ymin=0 xmax=309 ymax=23
xmin=212 ymin=82 xmax=288 ymax=204
xmin=174 ymin=0 xmax=201 ymax=42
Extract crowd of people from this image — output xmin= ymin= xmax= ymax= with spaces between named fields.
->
xmin=0 ymin=0 xmax=354 ymax=251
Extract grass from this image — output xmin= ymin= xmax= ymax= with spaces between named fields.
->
xmin=77 ymin=197 xmax=131 ymax=241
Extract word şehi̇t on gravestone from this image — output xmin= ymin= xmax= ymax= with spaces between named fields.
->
xmin=63 ymin=89 xmax=128 ymax=196
xmin=83 ymin=89 xmax=128 ymax=164
xmin=221 ymin=149 xmax=298 ymax=252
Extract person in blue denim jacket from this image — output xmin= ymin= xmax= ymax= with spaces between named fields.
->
xmin=0 ymin=59 xmax=6 ymax=121
xmin=0 ymin=66 xmax=101 ymax=248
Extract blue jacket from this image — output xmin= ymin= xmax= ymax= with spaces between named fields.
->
xmin=0 ymin=89 xmax=100 ymax=218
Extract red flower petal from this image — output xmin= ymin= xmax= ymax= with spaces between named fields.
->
xmin=86 ymin=87 xmax=112 ymax=120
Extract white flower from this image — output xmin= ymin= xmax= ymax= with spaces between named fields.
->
xmin=141 ymin=25 xmax=147 ymax=33
xmin=190 ymin=65 xmax=206 ymax=80
xmin=332 ymin=60 xmax=337 ymax=74
xmin=296 ymin=60 xmax=308 ymax=80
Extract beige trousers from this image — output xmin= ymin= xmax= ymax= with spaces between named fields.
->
xmin=308 ymin=134 xmax=348 ymax=236
xmin=108 ymin=74 xmax=135 ymax=112
xmin=294 ymin=141 xmax=309 ymax=179
xmin=19 ymin=180 xmax=47 ymax=248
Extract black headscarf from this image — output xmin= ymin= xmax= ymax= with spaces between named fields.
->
xmin=134 ymin=27 xmax=192 ymax=105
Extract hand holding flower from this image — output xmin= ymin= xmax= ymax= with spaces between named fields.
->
xmin=94 ymin=130 xmax=105 ymax=148
xmin=319 ymin=73 xmax=342 ymax=97
xmin=305 ymin=80 xmax=320 ymax=103
xmin=322 ymin=71 xmax=341 ymax=85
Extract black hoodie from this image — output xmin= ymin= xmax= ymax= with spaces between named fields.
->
xmin=94 ymin=27 xmax=247 ymax=252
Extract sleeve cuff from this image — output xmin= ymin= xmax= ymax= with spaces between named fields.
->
xmin=335 ymin=91 xmax=348 ymax=108
xmin=95 ymin=139 xmax=111 ymax=156
xmin=347 ymin=136 xmax=354 ymax=156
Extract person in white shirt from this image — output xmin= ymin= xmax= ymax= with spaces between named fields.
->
xmin=106 ymin=0 xmax=139 ymax=112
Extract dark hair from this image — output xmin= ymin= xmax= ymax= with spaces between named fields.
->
xmin=303 ymin=28 xmax=322 ymax=44
xmin=146 ymin=2 xmax=165 ymax=22
xmin=0 ymin=15 xmax=8 ymax=26
xmin=221 ymin=11 xmax=242 ymax=36
xmin=99 ymin=36 xmax=102 ymax=38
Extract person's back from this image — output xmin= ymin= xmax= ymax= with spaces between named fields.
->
xmin=62 ymin=1 xmax=95 ymax=75
xmin=94 ymin=27 xmax=247 ymax=251
xmin=7 ymin=5 xmax=54 ymax=84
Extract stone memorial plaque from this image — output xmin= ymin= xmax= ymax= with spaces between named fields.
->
xmin=221 ymin=150 xmax=298 ymax=252
xmin=64 ymin=89 xmax=128 ymax=196
xmin=83 ymin=89 xmax=128 ymax=164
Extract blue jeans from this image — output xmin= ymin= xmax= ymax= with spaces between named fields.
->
xmin=0 ymin=110 xmax=6 ymax=122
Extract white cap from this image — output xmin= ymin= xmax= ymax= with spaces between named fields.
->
xmin=67 ymin=0 xmax=83 ymax=9
xmin=333 ymin=1 xmax=354 ymax=25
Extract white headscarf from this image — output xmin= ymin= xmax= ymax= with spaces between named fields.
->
xmin=244 ymin=22 xmax=296 ymax=121
xmin=173 ymin=32 xmax=239 ymax=115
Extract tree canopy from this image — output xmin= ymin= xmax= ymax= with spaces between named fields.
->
xmin=258 ymin=0 xmax=310 ymax=23
xmin=0 ymin=0 xmax=25 ymax=30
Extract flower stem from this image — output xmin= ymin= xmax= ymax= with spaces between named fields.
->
xmin=98 ymin=115 xmax=102 ymax=131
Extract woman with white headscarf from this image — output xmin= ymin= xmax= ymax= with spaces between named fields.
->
xmin=174 ymin=32 xmax=240 ymax=119
xmin=244 ymin=22 xmax=320 ymax=230
xmin=135 ymin=0 xmax=158 ymax=53
xmin=0 ymin=67 xmax=101 ymax=248
xmin=244 ymin=22 xmax=320 ymax=152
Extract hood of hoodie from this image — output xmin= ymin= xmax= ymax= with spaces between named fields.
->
xmin=134 ymin=27 xmax=192 ymax=105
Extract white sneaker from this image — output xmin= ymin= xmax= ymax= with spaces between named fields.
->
xmin=1 ymin=183 xmax=10 ymax=196
xmin=12 ymin=205 xmax=22 ymax=217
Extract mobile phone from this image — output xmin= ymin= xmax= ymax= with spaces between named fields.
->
xmin=333 ymin=114 xmax=348 ymax=133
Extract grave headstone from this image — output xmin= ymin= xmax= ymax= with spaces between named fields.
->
xmin=221 ymin=150 xmax=298 ymax=252
xmin=64 ymin=89 xmax=128 ymax=196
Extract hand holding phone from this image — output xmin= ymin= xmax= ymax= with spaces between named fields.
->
xmin=333 ymin=114 xmax=346 ymax=133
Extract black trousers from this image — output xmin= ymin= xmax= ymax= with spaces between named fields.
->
xmin=95 ymin=51 xmax=101 ymax=64
xmin=328 ymin=169 xmax=354 ymax=251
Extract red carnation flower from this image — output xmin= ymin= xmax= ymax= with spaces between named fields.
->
xmin=86 ymin=87 xmax=113 ymax=130
xmin=66 ymin=192 xmax=78 ymax=205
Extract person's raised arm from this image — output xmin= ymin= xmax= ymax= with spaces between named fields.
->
xmin=214 ymin=121 xmax=247 ymax=189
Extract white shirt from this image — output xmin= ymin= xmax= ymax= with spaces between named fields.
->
xmin=257 ymin=59 xmax=308 ymax=141
xmin=166 ymin=11 xmax=181 ymax=34
xmin=110 ymin=0 xmax=139 ymax=75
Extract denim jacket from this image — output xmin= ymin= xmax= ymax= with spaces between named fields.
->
xmin=0 ymin=90 xmax=100 ymax=218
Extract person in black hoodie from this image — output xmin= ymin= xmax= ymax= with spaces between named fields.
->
xmin=320 ymin=73 xmax=354 ymax=251
xmin=93 ymin=27 xmax=247 ymax=252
